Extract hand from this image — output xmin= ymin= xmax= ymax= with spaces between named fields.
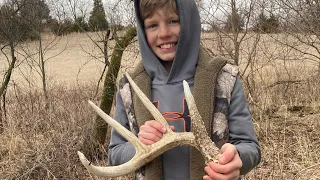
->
xmin=203 ymin=143 xmax=242 ymax=180
xmin=138 ymin=120 xmax=175 ymax=145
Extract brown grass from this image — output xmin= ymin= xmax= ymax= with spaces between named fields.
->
xmin=0 ymin=32 xmax=320 ymax=179
xmin=0 ymin=84 xmax=98 ymax=179
xmin=245 ymin=112 xmax=320 ymax=179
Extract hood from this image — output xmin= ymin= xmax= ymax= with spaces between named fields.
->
xmin=133 ymin=0 xmax=201 ymax=84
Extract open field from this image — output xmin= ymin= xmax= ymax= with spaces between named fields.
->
xmin=0 ymin=31 xmax=319 ymax=179
xmin=1 ymin=32 xmax=107 ymax=89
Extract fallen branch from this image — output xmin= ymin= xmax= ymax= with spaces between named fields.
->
xmin=266 ymin=80 xmax=305 ymax=89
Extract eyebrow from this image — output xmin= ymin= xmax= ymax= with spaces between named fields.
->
xmin=145 ymin=12 xmax=179 ymax=22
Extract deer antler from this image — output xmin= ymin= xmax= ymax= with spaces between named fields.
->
xmin=77 ymin=72 xmax=220 ymax=177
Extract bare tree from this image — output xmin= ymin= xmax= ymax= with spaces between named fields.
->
xmin=0 ymin=0 xmax=43 ymax=131
xmin=47 ymin=0 xmax=68 ymax=21
xmin=48 ymin=0 xmax=89 ymax=22
xmin=273 ymin=0 xmax=320 ymax=75
xmin=11 ymin=0 xmax=69 ymax=109
xmin=199 ymin=2 xmax=255 ymax=67
xmin=198 ymin=0 xmax=257 ymax=65
xmin=75 ymin=0 xmax=137 ymax=160
xmin=66 ymin=0 xmax=88 ymax=22
xmin=106 ymin=0 xmax=135 ymax=29
xmin=198 ymin=0 xmax=271 ymax=112
xmin=0 ymin=1 xmax=21 ymax=97
xmin=80 ymin=26 xmax=137 ymax=161
xmin=19 ymin=32 xmax=68 ymax=109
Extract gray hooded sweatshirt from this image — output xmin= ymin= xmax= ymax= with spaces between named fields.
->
xmin=108 ymin=0 xmax=261 ymax=179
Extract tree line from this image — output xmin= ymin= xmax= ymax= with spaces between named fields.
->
xmin=0 ymin=0 xmax=109 ymax=41
xmin=2 ymin=0 xmax=320 ymax=42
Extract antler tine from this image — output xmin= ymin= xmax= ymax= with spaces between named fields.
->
xmin=77 ymin=101 xmax=148 ymax=176
xmin=125 ymin=72 xmax=172 ymax=133
xmin=77 ymin=151 xmax=144 ymax=177
xmin=183 ymin=80 xmax=220 ymax=163
xmin=87 ymin=100 xmax=145 ymax=149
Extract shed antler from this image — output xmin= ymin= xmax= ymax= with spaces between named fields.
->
xmin=77 ymin=72 xmax=220 ymax=177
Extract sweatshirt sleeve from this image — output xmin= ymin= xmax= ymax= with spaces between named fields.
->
xmin=108 ymin=91 xmax=136 ymax=165
xmin=228 ymin=77 xmax=261 ymax=175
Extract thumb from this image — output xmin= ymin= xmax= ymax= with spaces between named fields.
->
xmin=219 ymin=143 xmax=237 ymax=165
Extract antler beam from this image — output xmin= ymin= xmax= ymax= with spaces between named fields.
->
xmin=77 ymin=72 xmax=219 ymax=177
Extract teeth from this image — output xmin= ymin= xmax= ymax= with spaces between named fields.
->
xmin=160 ymin=44 xmax=175 ymax=49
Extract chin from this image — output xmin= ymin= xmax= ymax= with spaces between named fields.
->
xmin=158 ymin=54 xmax=176 ymax=62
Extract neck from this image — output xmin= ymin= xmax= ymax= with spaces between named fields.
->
xmin=161 ymin=61 xmax=173 ymax=72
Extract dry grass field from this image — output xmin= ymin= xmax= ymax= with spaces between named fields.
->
xmin=0 ymin=31 xmax=319 ymax=179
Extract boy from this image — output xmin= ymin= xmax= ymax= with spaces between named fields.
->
xmin=108 ymin=0 xmax=261 ymax=179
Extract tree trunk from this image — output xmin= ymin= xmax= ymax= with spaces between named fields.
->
xmin=96 ymin=27 xmax=136 ymax=144
xmin=39 ymin=34 xmax=49 ymax=109
xmin=0 ymin=43 xmax=16 ymax=97
xmin=82 ymin=27 xmax=137 ymax=160
xmin=0 ymin=42 xmax=16 ymax=133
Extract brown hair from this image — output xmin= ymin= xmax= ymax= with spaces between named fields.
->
xmin=139 ymin=0 xmax=177 ymax=20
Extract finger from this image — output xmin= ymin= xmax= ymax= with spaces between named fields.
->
xmin=225 ymin=169 xmax=240 ymax=180
xmin=145 ymin=120 xmax=166 ymax=133
xmin=204 ymin=166 xmax=216 ymax=178
xmin=208 ymin=154 xmax=242 ymax=174
xmin=202 ymin=175 xmax=213 ymax=180
xmin=140 ymin=124 xmax=163 ymax=139
xmin=205 ymin=165 xmax=240 ymax=180
xmin=170 ymin=125 xmax=175 ymax=131
xmin=219 ymin=143 xmax=238 ymax=164
xmin=138 ymin=136 xmax=156 ymax=145
xmin=138 ymin=131 xmax=161 ymax=143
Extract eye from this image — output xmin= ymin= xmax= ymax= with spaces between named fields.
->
xmin=169 ymin=19 xmax=180 ymax=24
xmin=145 ymin=23 xmax=158 ymax=29
xmin=149 ymin=24 xmax=158 ymax=28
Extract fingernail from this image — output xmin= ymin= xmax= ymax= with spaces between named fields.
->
xmin=162 ymin=127 xmax=166 ymax=133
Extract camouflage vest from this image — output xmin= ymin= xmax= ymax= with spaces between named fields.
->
xmin=118 ymin=46 xmax=239 ymax=180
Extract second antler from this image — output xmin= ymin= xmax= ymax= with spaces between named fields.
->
xmin=77 ymin=72 xmax=220 ymax=177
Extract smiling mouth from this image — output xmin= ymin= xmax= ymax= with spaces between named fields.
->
xmin=159 ymin=43 xmax=177 ymax=49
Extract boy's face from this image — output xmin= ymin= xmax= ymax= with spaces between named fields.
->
xmin=144 ymin=8 xmax=180 ymax=62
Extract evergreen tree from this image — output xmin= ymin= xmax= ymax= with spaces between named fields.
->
xmin=0 ymin=0 xmax=50 ymax=42
xmin=255 ymin=13 xmax=280 ymax=33
xmin=224 ymin=13 xmax=244 ymax=33
xmin=21 ymin=0 xmax=51 ymax=40
xmin=74 ymin=16 xmax=89 ymax=32
xmin=89 ymin=0 xmax=108 ymax=31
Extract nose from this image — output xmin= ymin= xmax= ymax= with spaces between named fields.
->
xmin=158 ymin=25 xmax=171 ymax=38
